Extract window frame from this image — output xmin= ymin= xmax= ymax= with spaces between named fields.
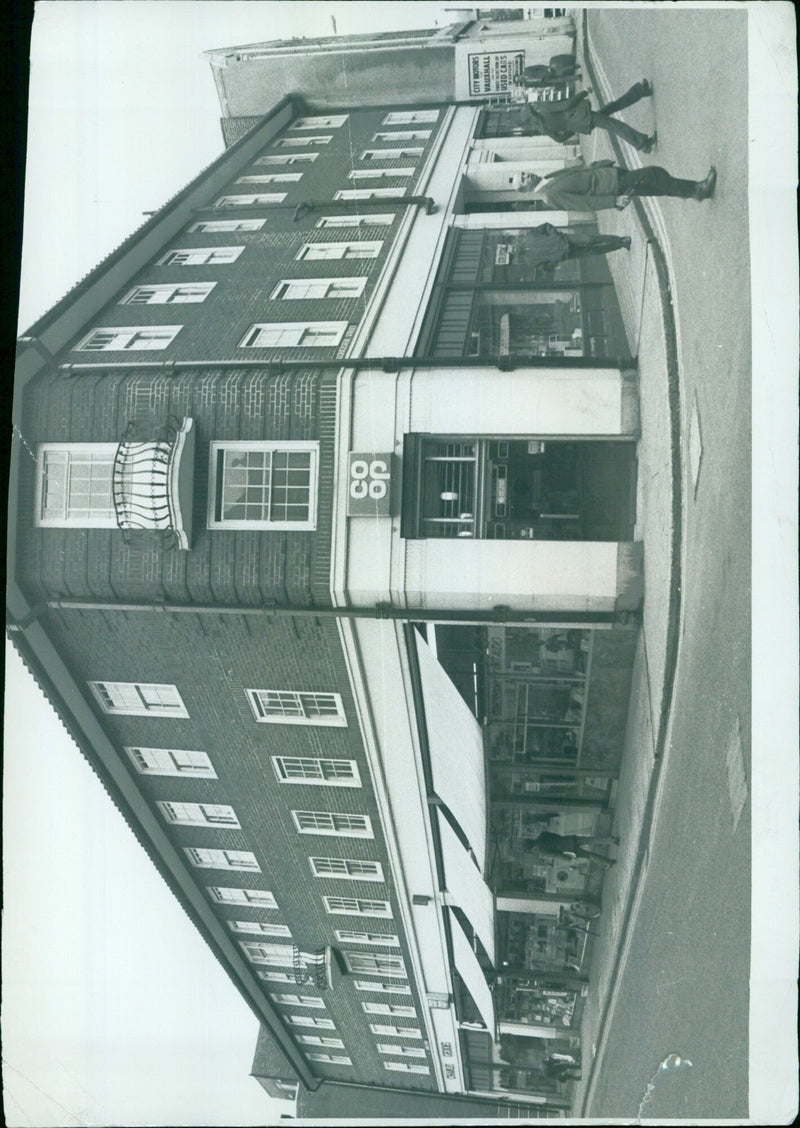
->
xmin=227 ymin=921 xmax=292 ymax=937
xmin=274 ymin=136 xmax=332 ymax=147
xmin=347 ymin=168 xmax=415 ymax=180
xmin=369 ymin=1024 xmax=423 ymax=1038
xmin=354 ymin=980 xmax=412 ymax=995
xmin=126 ymin=747 xmax=216 ymax=778
xmin=272 ymin=994 xmax=326 ymax=1009
xmin=248 ymin=690 xmax=346 ymax=727
xmin=235 ymin=173 xmax=303 ymax=184
xmin=185 ymin=848 xmax=260 ymax=872
xmin=272 ymin=756 xmax=360 ymax=787
xmin=255 ymin=154 xmax=318 ymax=165
xmin=382 ymin=110 xmax=439 ymax=125
xmin=239 ymin=321 xmax=347 ymax=348
xmin=333 ymin=189 xmax=406 ymax=201
xmin=89 ymin=681 xmax=189 ymax=718
xmin=315 ymin=214 xmax=394 ymax=229
xmin=268 ymin=277 xmax=367 ymax=301
xmin=286 ymin=1014 xmax=336 ymax=1029
xmin=189 ymin=219 xmax=265 ymax=233
xmin=295 ymin=241 xmax=382 ymax=261
xmin=157 ymin=247 xmax=244 ymax=265
xmin=207 ymin=886 xmax=277 ymax=908
xmin=75 ymin=326 xmax=182 ymax=352
xmin=290 ymin=115 xmax=348 ymax=129
xmin=306 ymin=1053 xmax=352 ymax=1066
xmin=308 ymin=857 xmax=384 ymax=881
xmin=376 ymin=1043 xmax=427 ymax=1058
xmin=207 ymin=440 xmax=319 ymax=531
xmin=371 ymin=131 xmax=432 ymax=142
xmin=323 ymin=896 xmax=392 ymax=918
xmin=334 ymin=930 xmax=400 ymax=947
xmin=384 ymin=1061 xmax=430 ymax=1075
xmin=361 ymin=1002 xmax=416 ymax=1016
xmin=342 ymin=952 xmax=407 ymax=977
xmin=35 ymin=443 xmax=117 ymax=528
xmin=360 ymin=148 xmax=424 ymax=161
xmin=157 ymin=801 xmax=239 ymax=828
xmin=292 ymin=811 xmax=372 ymax=839
xmin=213 ymin=194 xmax=287 ymax=207
xmin=119 ymin=283 xmax=216 ymax=305
xmin=296 ymin=1035 xmax=344 ymax=1048
xmin=240 ymin=941 xmax=294 ymax=966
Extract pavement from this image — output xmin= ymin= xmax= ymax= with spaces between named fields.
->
xmin=563 ymin=12 xmax=690 ymax=1115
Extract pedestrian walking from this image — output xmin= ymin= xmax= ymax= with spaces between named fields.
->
xmin=542 ymin=1058 xmax=582 ymax=1081
xmin=525 ymin=80 xmax=656 ymax=153
xmin=523 ymin=829 xmax=619 ymax=868
xmin=519 ymin=160 xmax=717 ymax=211
xmin=523 ymin=222 xmax=631 ymax=276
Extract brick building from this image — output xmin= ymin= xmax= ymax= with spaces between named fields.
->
xmin=10 ymin=87 xmax=641 ymax=1114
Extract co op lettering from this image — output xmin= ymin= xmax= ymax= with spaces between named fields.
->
xmin=350 ymin=458 xmax=391 ymax=499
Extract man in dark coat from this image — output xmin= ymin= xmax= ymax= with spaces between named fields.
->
xmin=522 ymin=160 xmax=717 ymax=212
xmin=522 ymin=829 xmax=619 ymax=868
xmin=526 ymin=80 xmax=656 ymax=153
xmin=525 ymin=222 xmax=630 ymax=275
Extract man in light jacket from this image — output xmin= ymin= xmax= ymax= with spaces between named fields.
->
xmin=526 ymin=80 xmax=656 ymax=153
xmin=521 ymin=160 xmax=717 ymax=212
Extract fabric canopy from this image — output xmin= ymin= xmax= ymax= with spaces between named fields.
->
xmin=449 ymin=910 xmax=496 ymax=1036
xmin=437 ymin=811 xmax=496 ymax=965
xmin=414 ymin=631 xmax=488 ymax=866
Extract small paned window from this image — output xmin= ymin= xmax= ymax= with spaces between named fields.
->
xmin=240 ymin=941 xmax=294 ymax=965
xmin=157 ymin=801 xmax=239 ymax=827
xmin=76 ymin=326 xmax=181 ymax=351
xmin=272 ymin=994 xmax=326 ymax=1009
xmin=334 ymin=931 xmax=400 ymax=947
xmin=256 ymin=969 xmax=294 ymax=983
xmin=158 ymin=247 xmax=243 ymax=265
xmin=227 ymin=921 xmax=291 ymax=937
xmin=208 ymin=442 xmax=319 ymax=530
xmin=240 ymin=321 xmax=347 ymax=347
xmin=248 ymin=690 xmax=345 ymax=727
xmin=255 ymin=154 xmax=318 ymax=165
xmin=347 ymin=168 xmax=415 ymax=180
xmin=89 ymin=682 xmax=188 ymax=717
xmin=384 ymin=1061 xmax=430 ymax=1074
xmin=186 ymin=848 xmax=260 ymax=871
xmin=343 ymin=952 xmax=406 ymax=977
xmin=362 ymin=1002 xmax=416 ymax=1016
xmin=370 ymin=1024 xmax=422 ymax=1038
xmin=126 ymin=747 xmax=216 ymax=778
xmin=235 ymin=173 xmax=303 ymax=184
xmin=214 ymin=194 xmax=287 ymax=207
xmin=371 ymin=131 xmax=432 ymax=142
xmin=315 ymin=214 xmax=394 ymax=228
xmin=274 ymin=136 xmax=331 ymax=147
xmin=376 ymin=1044 xmax=427 ymax=1058
xmin=207 ymin=887 xmax=277 ymax=908
xmin=382 ymin=110 xmax=439 ymax=125
xmin=360 ymin=148 xmax=424 ymax=161
xmin=333 ymin=189 xmax=405 ymax=201
xmin=309 ymin=857 xmax=383 ymax=881
xmin=306 ymin=1053 xmax=352 ymax=1065
xmin=272 ymin=756 xmax=360 ymax=786
xmin=296 ymin=1036 xmax=345 ymax=1049
xmin=323 ymin=896 xmax=391 ymax=918
xmin=120 ymin=283 xmax=215 ymax=304
xmin=290 ymin=115 xmax=347 ymax=129
xmin=295 ymin=242 xmax=382 ymax=260
xmin=354 ymin=980 xmax=412 ymax=995
xmin=269 ymin=278 xmax=366 ymax=300
xmin=292 ymin=811 xmax=372 ymax=838
xmin=189 ymin=219 xmax=265 ymax=232
xmin=286 ymin=1014 xmax=336 ymax=1029
xmin=35 ymin=444 xmax=116 ymax=527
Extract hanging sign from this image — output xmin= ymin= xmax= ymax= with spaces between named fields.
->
xmin=347 ymin=453 xmax=393 ymax=516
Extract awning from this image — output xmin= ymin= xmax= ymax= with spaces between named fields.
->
xmin=414 ymin=632 xmax=488 ymax=867
xmin=450 ymin=909 xmax=496 ymax=1036
xmin=437 ymin=811 xmax=496 ymax=965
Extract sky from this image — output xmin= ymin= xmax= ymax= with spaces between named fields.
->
xmin=5 ymin=3 xmax=478 ymax=1125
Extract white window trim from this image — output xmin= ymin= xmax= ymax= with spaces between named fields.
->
xmin=239 ymin=321 xmax=347 ymax=348
xmin=295 ymin=242 xmax=382 ymax=261
xmin=235 ymin=173 xmax=303 ymax=184
xmin=126 ymin=747 xmax=216 ymax=778
xmin=292 ymin=811 xmax=373 ymax=839
xmin=369 ymin=1024 xmax=422 ymax=1038
xmin=290 ymin=115 xmax=347 ymax=129
xmin=376 ymin=1044 xmax=427 ymax=1057
xmin=360 ymin=148 xmax=424 ymax=161
xmin=240 ymin=941 xmax=294 ymax=965
xmin=214 ymin=194 xmax=287 ymax=207
xmin=189 ymin=219 xmax=265 ymax=232
xmin=362 ymin=1002 xmax=416 ymax=1017
xmin=157 ymin=247 xmax=244 ymax=265
xmin=119 ymin=283 xmax=216 ymax=305
xmin=384 ymin=1062 xmax=429 ymax=1074
xmin=227 ymin=921 xmax=291 ymax=937
xmin=354 ymin=980 xmax=412 ymax=995
xmin=207 ymin=886 xmax=277 ymax=908
xmin=323 ymin=896 xmax=392 ymax=918
xmin=272 ymin=756 xmax=360 ymax=787
xmin=286 ymin=1014 xmax=336 ymax=1029
xmin=207 ymin=441 xmax=319 ymax=531
xmin=315 ymin=214 xmax=394 ymax=228
xmin=342 ymin=952 xmax=407 ymax=977
xmin=347 ymin=168 xmax=415 ymax=180
xmin=89 ymin=681 xmax=189 ymax=718
xmin=248 ymin=690 xmax=346 ymax=727
xmin=275 ymin=136 xmax=332 ymax=147
xmin=75 ymin=326 xmax=182 ymax=352
xmin=371 ymin=131 xmax=431 ymax=142
xmin=382 ymin=110 xmax=439 ymax=125
xmin=157 ymin=801 xmax=239 ymax=828
xmin=272 ymin=994 xmax=326 ymax=1009
xmin=296 ymin=1036 xmax=344 ymax=1048
xmin=257 ymin=969 xmax=294 ymax=983
xmin=185 ymin=848 xmax=260 ymax=872
xmin=309 ymin=857 xmax=384 ymax=881
xmin=334 ymin=930 xmax=400 ymax=947
xmin=256 ymin=154 xmax=318 ymax=165
xmin=333 ymin=189 xmax=406 ymax=201
xmin=307 ymin=1053 xmax=352 ymax=1065
xmin=34 ymin=443 xmax=117 ymax=528
xmin=269 ymin=277 xmax=367 ymax=300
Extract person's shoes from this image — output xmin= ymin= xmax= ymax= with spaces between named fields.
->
xmin=612 ymin=834 xmax=621 ymax=844
xmin=640 ymin=131 xmax=657 ymax=153
xmin=641 ymin=79 xmax=653 ymax=96
xmin=694 ymin=166 xmax=717 ymax=200
xmin=621 ymin=236 xmax=631 ymax=250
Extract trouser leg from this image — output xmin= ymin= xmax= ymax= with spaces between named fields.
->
xmin=565 ymin=233 xmax=629 ymax=257
xmin=598 ymin=81 xmax=650 ymax=115
xmin=618 ymin=166 xmax=698 ymax=198
xmin=589 ymin=111 xmax=652 ymax=152
xmin=576 ymin=847 xmax=615 ymax=865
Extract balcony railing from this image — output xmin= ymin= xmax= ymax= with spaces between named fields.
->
xmin=112 ymin=417 xmax=195 ymax=550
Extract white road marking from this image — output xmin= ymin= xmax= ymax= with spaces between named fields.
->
xmin=725 ymin=715 xmax=748 ymax=832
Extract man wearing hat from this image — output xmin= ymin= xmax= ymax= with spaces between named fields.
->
xmin=520 ymin=160 xmax=717 ymax=212
xmin=525 ymin=80 xmax=656 ymax=153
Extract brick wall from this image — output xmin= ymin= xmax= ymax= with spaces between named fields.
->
xmin=41 ymin=605 xmax=436 ymax=1089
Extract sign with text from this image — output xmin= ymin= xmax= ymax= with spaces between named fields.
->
xmin=346 ymin=453 xmax=393 ymax=516
xmin=468 ymin=50 xmax=524 ymax=96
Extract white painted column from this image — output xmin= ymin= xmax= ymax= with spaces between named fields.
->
xmin=496 ymin=896 xmax=565 ymax=915
xmin=499 ymin=1020 xmax=562 ymax=1039
xmin=451 ymin=209 xmax=595 ymax=228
